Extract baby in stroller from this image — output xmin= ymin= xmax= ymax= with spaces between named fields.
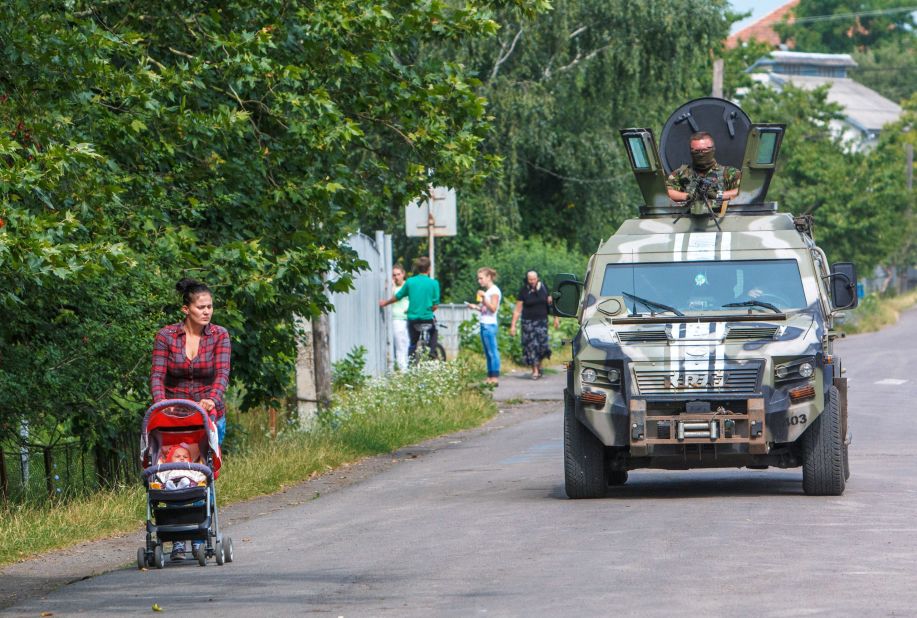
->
xmin=155 ymin=445 xmax=206 ymax=489
xmin=150 ymin=444 xmax=208 ymax=560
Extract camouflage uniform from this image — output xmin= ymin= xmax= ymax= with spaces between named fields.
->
xmin=665 ymin=163 xmax=741 ymax=198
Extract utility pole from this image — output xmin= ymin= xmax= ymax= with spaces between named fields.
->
xmin=906 ymin=143 xmax=913 ymax=192
xmin=427 ymin=185 xmax=436 ymax=279
xmin=712 ymin=58 xmax=724 ymax=99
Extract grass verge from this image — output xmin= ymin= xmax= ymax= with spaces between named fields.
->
xmin=839 ymin=290 xmax=917 ymax=335
xmin=0 ymin=361 xmax=495 ymax=568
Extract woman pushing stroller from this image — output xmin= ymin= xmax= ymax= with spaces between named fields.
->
xmin=146 ymin=277 xmax=232 ymax=563
xmin=151 ymin=278 xmax=231 ymax=443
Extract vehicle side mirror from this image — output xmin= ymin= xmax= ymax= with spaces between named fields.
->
xmin=829 ymin=262 xmax=858 ymax=309
xmin=553 ymin=279 xmax=584 ymax=317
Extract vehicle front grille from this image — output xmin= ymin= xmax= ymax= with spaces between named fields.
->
xmin=725 ymin=325 xmax=779 ymax=341
xmin=633 ymin=363 xmax=761 ymax=396
xmin=618 ymin=329 xmax=668 ymax=342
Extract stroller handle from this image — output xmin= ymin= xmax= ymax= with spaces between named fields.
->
xmin=142 ymin=462 xmax=214 ymax=481
xmin=147 ymin=398 xmax=210 ymax=418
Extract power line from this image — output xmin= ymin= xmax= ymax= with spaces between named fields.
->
xmin=789 ymin=6 xmax=917 ymax=25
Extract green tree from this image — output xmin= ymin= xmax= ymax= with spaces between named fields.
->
xmin=850 ymin=37 xmax=917 ymax=104
xmin=775 ymin=0 xmax=916 ymax=53
xmin=0 ymin=1 xmax=541 ymax=450
xmin=740 ymin=84 xmax=910 ymax=270
xmin=430 ymin=0 xmax=735 ymax=255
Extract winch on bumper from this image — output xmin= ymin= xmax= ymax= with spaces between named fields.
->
xmin=627 ymin=398 xmax=767 ymax=456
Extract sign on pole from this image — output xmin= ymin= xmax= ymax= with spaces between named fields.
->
xmin=405 ymin=187 xmax=457 ymax=237
xmin=405 ymin=187 xmax=457 ymax=279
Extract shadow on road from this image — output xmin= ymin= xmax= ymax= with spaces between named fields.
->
xmin=548 ymin=471 xmax=805 ymax=500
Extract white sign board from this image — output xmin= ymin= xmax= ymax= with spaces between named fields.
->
xmin=405 ymin=187 xmax=457 ymax=237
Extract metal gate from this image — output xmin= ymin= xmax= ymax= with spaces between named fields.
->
xmin=328 ymin=231 xmax=393 ymax=377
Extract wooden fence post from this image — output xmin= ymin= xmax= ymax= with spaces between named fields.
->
xmin=43 ymin=447 xmax=54 ymax=498
xmin=0 ymin=447 xmax=8 ymax=501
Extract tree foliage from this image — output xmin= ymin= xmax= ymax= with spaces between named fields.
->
xmin=740 ymin=85 xmax=912 ymax=270
xmin=386 ymin=0 xmax=737 ymax=296
xmin=0 ymin=0 xmax=538 ymax=447
xmin=775 ymin=0 xmax=916 ymax=53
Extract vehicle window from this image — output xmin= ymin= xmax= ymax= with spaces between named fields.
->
xmin=600 ymin=259 xmax=807 ymax=312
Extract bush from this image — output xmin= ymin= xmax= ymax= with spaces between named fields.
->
xmin=332 ymin=346 xmax=368 ymax=391
xmin=449 ymin=236 xmax=587 ymax=303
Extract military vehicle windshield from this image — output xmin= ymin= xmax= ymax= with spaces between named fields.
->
xmin=601 ymin=259 xmax=807 ymax=313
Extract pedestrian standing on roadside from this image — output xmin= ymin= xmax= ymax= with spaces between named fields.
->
xmin=509 ymin=270 xmax=559 ymax=380
xmin=467 ymin=267 xmax=501 ymax=385
xmin=379 ymin=256 xmax=440 ymax=361
xmin=389 ymin=264 xmax=411 ymax=370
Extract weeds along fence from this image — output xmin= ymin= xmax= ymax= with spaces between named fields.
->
xmin=0 ymin=432 xmax=138 ymax=505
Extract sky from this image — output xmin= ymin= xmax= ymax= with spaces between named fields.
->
xmin=729 ymin=0 xmax=792 ymax=34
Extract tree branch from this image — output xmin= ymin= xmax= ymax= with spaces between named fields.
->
xmin=490 ymin=27 xmax=524 ymax=81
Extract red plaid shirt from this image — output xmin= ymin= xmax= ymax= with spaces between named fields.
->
xmin=150 ymin=322 xmax=231 ymax=418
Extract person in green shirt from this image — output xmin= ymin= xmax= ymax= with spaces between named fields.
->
xmin=379 ymin=256 xmax=441 ymax=360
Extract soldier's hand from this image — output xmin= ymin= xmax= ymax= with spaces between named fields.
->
xmin=705 ymin=185 xmax=720 ymax=200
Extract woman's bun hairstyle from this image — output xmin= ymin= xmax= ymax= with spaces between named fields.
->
xmin=176 ymin=278 xmax=211 ymax=306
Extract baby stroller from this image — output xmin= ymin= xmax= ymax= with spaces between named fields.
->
xmin=137 ymin=399 xmax=234 ymax=568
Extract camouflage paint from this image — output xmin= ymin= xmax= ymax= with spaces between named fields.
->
xmin=568 ymin=213 xmax=842 ymax=470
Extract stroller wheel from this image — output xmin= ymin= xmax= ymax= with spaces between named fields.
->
xmin=153 ymin=545 xmax=165 ymax=569
xmin=137 ymin=547 xmax=147 ymax=570
xmin=215 ymin=540 xmax=224 ymax=566
xmin=196 ymin=545 xmax=207 ymax=567
xmin=224 ymin=537 xmax=234 ymax=563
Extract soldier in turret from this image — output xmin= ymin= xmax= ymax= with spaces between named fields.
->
xmin=666 ymin=131 xmax=741 ymax=204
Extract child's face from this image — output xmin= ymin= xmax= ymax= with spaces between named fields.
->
xmin=170 ymin=447 xmax=191 ymax=463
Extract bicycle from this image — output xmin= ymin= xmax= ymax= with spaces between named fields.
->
xmin=411 ymin=322 xmax=447 ymax=363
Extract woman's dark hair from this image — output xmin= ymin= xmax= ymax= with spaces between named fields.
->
xmin=176 ymin=278 xmax=212 ymax=306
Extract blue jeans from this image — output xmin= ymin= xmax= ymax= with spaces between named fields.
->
xmin=216 ymin=416 xmax=226 ymax=444
xmin=480 ymin=322 xmax=500 ymax=378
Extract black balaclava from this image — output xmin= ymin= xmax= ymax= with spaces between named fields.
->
xmin=690 ymin=145 xmax=716 ymax=172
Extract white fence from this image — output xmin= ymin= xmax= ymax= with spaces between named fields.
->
xmin=327 ymin=233 xmax=474 ymax=376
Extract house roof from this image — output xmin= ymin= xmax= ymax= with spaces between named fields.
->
xmin=766 ymin=74 xmax=902 ymax=132
xmin=726 ymin=0 xmax=798 ymax=49
xmin=768 ymin=51 xmax=857 ymax=68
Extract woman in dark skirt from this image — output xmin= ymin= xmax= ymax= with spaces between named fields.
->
xmin=509 ymin=270 xmax=559 ymax=379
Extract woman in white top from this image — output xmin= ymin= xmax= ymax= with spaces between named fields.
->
xmin=468 ymin=267 xmax=501 ymax=384
xmin=390 ymin=264 xmax=410 ymax=370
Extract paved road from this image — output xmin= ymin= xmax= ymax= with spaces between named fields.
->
xmin=7 ymin=310 xmax=917 ymax=616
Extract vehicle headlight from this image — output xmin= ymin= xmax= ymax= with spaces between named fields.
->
xmin=774 ymin=357 xmax=817 ymax=382
xmin=581 ymin=368 xmax=597 ymax=384
xmin=607 ymin=368 xmax=621 ymax=383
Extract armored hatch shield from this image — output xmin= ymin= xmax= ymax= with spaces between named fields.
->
xmin=621 ymin=97 xmax=786 ymax=213
xmin=659 ymin=97 xmax=751 ymax=174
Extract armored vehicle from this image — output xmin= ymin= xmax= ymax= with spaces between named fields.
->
xmin=554 ymin=98 xmax=857 ymax=497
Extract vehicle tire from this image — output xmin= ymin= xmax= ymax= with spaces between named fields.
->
xmin=153 ymin=545 xmax=165 ymax=570
xmin=802 ymin=385 xmax=846 ymax=496
xmin=608 ymin=470 xmax=629 ymax=486
xmin=435 ymin=344 xmax=447 ymax=362
xmin=224 ymin=537 xmax=234 ymax=563
xmin=563 ymin=390 xmax=607 ymax=498
xmin=196 ymin=546 xmax=207 ymax=567
xmin=215 ymin=540 xmax=225 ymax=566
xmin=137 ymin=547 xmax=147 ymax=570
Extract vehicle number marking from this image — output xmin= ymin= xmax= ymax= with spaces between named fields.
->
xmin=786 ymin=414 xmax=808 ymax=426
